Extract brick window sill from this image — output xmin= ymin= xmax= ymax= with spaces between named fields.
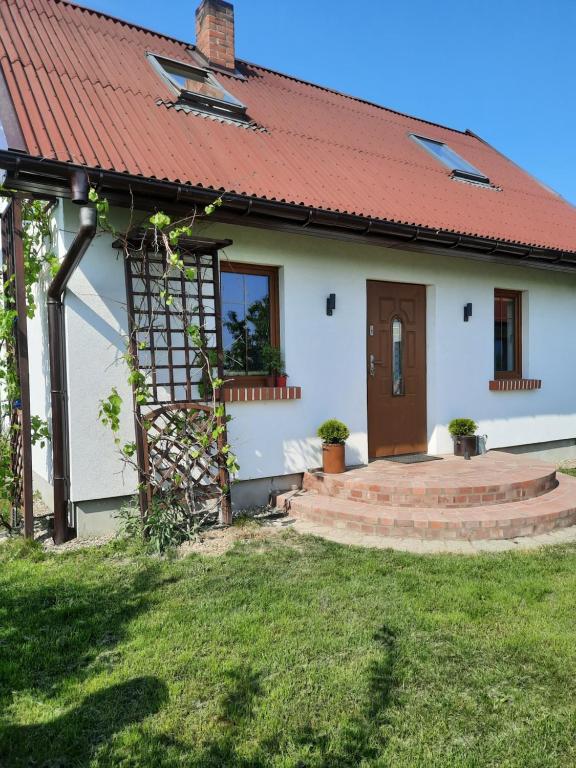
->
xmin=489 ymin=379 xmax=542 ymax=392
xmin=222 ymin=386 xmax=302 ymax=403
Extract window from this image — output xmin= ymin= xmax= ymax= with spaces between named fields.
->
xmin=220 ymin=262 xmax=279 ymax=385
xmin=494 ymin=289 xmax=522 ymax=379
xmin=148 ymin=54 xmax=247 ymax=120
xmin=411 ymin=135 xmax=490 ymax=184
xmin=392 ymin=317 xmax=404 ymax=396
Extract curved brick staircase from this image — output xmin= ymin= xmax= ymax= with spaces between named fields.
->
xmin=281 ymin=452 xmax=576 ymax=541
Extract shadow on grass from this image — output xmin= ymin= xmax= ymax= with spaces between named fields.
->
xmin=0 ymin=546 xmax=400 ymax=767
xmin=0 ymin=563 xmax=163 ymax=705
xmin=188 ymin=625 xmax=399 ymax=768
xmin=2 ymin=676 xmax=168 ymax=765
xmin=0 ymin=558 xmax=170 ymax=763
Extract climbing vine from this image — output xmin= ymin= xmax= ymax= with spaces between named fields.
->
xmin=0 ymin=192 xmax=56 ymax=530
xmin=0 ymin=187 xmax=239 ymax=543
xmin=90 ymin=189 xmax=240 ymax=547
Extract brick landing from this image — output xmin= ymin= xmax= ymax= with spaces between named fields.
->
xmin=280 ymin=452 xmax=576 ymax=542
xmin=303 ymin=453 xmax=556 ymax=508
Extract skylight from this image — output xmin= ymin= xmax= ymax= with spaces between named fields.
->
xmin=149 ymin=54 xmax=247 ymax=120
xmin=411 ymin=135 xmax=490 ymax=184
xmin=0 ymin=116 xmax=7 ymax=151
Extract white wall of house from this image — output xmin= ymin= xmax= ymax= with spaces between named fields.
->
xmin=27 ymin=201 xmax=576 ymax=508
xmin=204 ymin=222 xmax=576 ymax=480
xmin=30 ymin=201 xmax=137 ymax=505
xmin=64 ymin=206 xmax=137 ymax=503
xmin=27 ymin=203 xmax=67 ymax=503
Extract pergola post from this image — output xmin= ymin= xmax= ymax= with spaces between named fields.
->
xmin=8 ymin=200 xmax=33 ymax=537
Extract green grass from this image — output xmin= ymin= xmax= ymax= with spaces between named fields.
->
xmin=2 ymin=533 xmax=576 ymax=767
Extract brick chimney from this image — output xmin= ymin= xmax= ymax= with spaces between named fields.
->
xmin=195 ymin=0 xmax=236 ymax=71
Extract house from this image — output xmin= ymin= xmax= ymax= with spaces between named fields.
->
xmin=2 ymin=0 xmax=576 ymax=541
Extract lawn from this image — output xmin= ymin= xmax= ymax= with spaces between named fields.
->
xmin=2 ymin=531 xmax=576 ymax=767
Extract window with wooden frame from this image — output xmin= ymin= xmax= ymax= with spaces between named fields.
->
xmin=494 ymin=289 xmax=522 ymax=379
xmin=220 ymin=262 xmax=280 ymax=386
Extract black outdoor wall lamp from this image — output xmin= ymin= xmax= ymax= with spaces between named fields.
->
xmin=463 ymin=302 xmax=473 ymax=322
xmin=326 ymin=293 xmax=336 ymax=316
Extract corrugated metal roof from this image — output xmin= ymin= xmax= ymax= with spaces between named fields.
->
xmin=1 ymin=0 xmax=576 ymax=252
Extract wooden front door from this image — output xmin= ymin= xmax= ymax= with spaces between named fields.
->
xmin=367 ymin=281 xmax=427 ymax=458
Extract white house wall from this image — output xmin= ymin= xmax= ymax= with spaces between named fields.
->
xmin=62 ymin=202 xmax=137 ymax=503
xmin=205 ymin=221 xmax=576 ymax=480
xmin=34 ymin=203 xmax=576 ymax=505
xmin=27 ymin=202 xmax=67 ymax=500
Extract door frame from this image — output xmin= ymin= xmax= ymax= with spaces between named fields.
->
xmin=366 ymin=279 xmax=428 ymax=459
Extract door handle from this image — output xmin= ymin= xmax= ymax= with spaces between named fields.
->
xmin=369 ymin=354 xmax=384 ymax=377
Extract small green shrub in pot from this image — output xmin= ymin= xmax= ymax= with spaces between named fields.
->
xmin=317 ymin=419 xmax=350 ymax=474
xmin=317 ymin=419 xmax=350 ymax=445
xmin=448 ymin=418 xmax=480 ymax=458
xmin=448 ymin=418 xmax=478 ymax=438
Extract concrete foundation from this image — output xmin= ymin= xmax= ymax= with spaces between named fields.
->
xmin=231 ymin=473 xmax=303 ymax=510
xmin=74 ymin=496 xmax=133 ymax=537
xmin=71 ymin=473 xmax=305 ymax=536
xmin=495 ymin=438 xmax=576 ymax=466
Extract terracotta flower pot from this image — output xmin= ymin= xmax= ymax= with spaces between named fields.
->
xmin=275 ymin=374 xmax=288 ymax=387
xmin=322 ymin=443 xmax=346 ymax=474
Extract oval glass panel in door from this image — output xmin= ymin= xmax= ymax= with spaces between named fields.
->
xmin=392 ymin=317 xmax=404 ymax=396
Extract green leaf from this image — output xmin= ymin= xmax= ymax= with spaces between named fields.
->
xmin=204 ymin=197 xmax=223 ymax=216
xmin=149 ymin=212 xmax=171 ymax=230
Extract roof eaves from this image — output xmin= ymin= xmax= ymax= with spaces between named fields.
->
xmin=2 ymin=150 xmax=575 ymax=260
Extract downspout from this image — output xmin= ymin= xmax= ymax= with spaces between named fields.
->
xmin=48 ymin=176 xmax=96 ymax=544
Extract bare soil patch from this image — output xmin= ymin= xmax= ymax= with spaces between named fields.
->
xmin=178 ymin=520 xmax=290 ymax=557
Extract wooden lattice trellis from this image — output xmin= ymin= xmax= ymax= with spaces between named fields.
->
xmin=121 ymin=233 xmax=232 ymax=524
xmin=142 ymin=403 xmax=226 ymax=515
xmin=0 ymin=199 xmax=33 ymax=535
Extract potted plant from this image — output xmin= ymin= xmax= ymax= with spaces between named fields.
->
xmin=262 ymin=344 xmax=286 ymax=387
xmin=275 ymin=368 xmax=288 ymax=388
xmin=317 ymin=419 xmax=350 ymax=474
xmin=448 ymin=418 xmax=480 ymax=458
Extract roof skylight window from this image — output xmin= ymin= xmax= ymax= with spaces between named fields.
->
xmin=411 ymin=135 xmax=490 ymax=184
xmin=149 ymin=54 xmax=247 ymax=120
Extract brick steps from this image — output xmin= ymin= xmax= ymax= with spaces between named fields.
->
xmin=303 ymin=455 xmax=557 ymax=508
xmin=285 ymin=474 xmax=576 ymax=541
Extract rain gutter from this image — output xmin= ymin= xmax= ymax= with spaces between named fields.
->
xmin=1 ymin=151 xmax=576 ymax=272
xmin=47 ymin=179 xmax=97 ymax=544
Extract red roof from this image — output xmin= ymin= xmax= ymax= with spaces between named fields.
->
xmin=1 ymin=0 xmax=576 ymax=252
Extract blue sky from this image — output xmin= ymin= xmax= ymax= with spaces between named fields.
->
xmin=80 ymin=0 xmax=576 ymax=204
